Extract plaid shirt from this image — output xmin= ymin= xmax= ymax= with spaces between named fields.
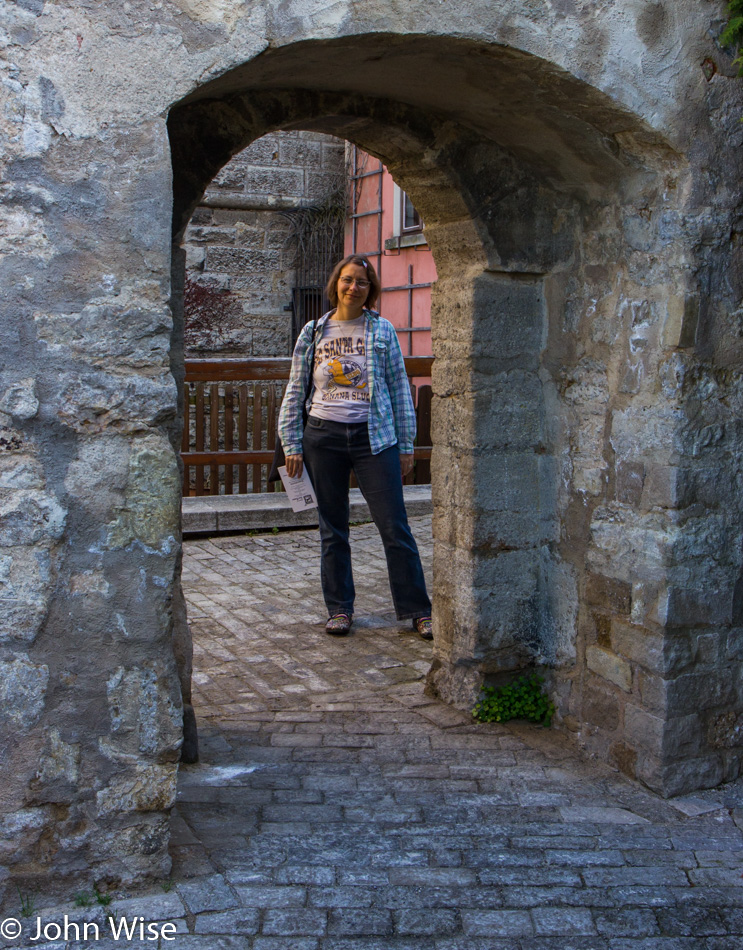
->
xmin=278 ymin=309 xmax=417 ymax=457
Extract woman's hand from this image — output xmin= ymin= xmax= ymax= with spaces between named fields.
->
xmin=285 ymin=454 xmax=304 ymax=478
xmin=400 ymin=453 xmax=414 ymax=478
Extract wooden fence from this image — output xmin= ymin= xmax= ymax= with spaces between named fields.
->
xmin=181 ymin=357 xmax=433 ymax=496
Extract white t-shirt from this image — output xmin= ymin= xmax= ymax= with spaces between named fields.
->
xmin=308 ymin=315 xmax=370 ymax=423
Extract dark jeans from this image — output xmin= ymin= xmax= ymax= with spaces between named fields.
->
xmin=302 ymin=416 xmax=431 ymax=621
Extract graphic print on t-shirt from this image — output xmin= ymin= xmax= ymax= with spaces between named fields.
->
xmin=309 ymin=317 xmax=371 ymax=423
xmin=314 ymin=321 xmax=370 ymax=407
xmin=325 ymin=355 xmax=366 ymax=392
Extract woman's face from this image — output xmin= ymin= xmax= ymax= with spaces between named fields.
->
xmin=336 ymin=263 xmax=370 ymax=309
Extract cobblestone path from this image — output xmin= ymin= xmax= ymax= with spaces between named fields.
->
xmin=166 ymin=517 xmax=743 ymax=948
xmin=11 ymin=518 xmax=741 ymax=949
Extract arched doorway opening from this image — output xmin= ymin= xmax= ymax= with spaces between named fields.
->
xmin=167 ymin=32 xmax=677 ymax=790
xmin=176 ymin=128 xmax=437 ymax=758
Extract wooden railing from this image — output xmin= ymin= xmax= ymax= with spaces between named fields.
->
xmin=181 ymin=357 xmax=433 ymax=496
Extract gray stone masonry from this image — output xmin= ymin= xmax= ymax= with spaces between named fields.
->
xmin=2 ymin=0 xmax=743 ymax=889
xmin=3 ymin=517 xmax=742 ymax=947
xmin=183 ymin=131 xmax=345 ymax=357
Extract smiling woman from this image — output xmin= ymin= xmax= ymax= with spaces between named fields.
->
xmin=279 ymin=253 xmax=433 ymax=639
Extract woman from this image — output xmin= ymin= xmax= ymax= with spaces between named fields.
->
xmin=278 ymin=254 xmax=432 ymax=639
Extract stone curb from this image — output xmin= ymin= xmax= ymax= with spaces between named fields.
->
xmin=182 ymin=485 xmax=432 ymax=535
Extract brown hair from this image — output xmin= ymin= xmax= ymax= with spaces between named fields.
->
xmin=325 ymin=254 xmax=381 ymax=310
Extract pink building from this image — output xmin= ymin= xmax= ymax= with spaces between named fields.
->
xmin=345 ymin=148 xmax=435 ymax=357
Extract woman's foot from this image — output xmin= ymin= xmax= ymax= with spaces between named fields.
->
xmin=412 ymin=616 xmax=433 ymax=640
xmin=326 ymin=612 xmax=353 ymax=636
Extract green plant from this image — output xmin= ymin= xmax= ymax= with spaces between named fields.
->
xmin=722 ymin=0 xmax=743 ymax=73
xmin=161 ymin=878 xmax=173 ymax=893
xmin=16 ymin=884 xmax=35 ymax=918
xmin=74 ymin=890 xmax=93 ymax=907
xmin=472 ymin=673 xmax=555 ymax=726
xmin=95 ymin=887 xmax=112 ymax=907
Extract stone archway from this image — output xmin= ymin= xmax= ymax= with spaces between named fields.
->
xmin=166 ymin=33 xmax=683 ymax=790
xmin=3 ymin=5 xmax=741 ymax=895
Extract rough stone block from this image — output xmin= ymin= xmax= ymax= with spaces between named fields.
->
xmin=660 ymin=755 xmax=726 ymax=798
xmin=105 ymin=434 xmax=181 ymax=550
xmin=327 ymin=909 xmax=393 ymax=935
xmin=54 ymin=370 xmax=178 ymax=435
xmin=532 ymin=907 xmax=596 ymax=936
xmin=36 ymin=727 xmax=80 ymax=786
xmin=609 ymin=740 xmax=638 ymax=778
xmin=0 ymin=490 xmax=66 ymax=546
xmin=95 ymin=764 xmax=178 ymax=816
xmin=624 ymin=704 xmax=663 ymax=755
xmin=476 ymin=453 xmax=542 ymax=512
xmin=262 ymin=909 xmax=327 ymax=936
xmin=664 ymin=714 xmax=704 ymax=757
xmin=0 ymin=655 xmax=49 ymax=727
xmin=593 ymin=612 xmax=611 ymax=647
xmin=244 ymin=168 xmax=304 ymax=198
xmin=694 ymin=632 xmax=721 ymax=666
xmin=726 ymin=628 xmax=743 ymax=660
xmin=661 ymin=294 xmax=699 ymax=349
xmin=104 ymin=664 xmax=182 ymax=760
xmin=610 ymin=404 xmax=683 ymax=465
xmin=471 ymin=275 xmax=544 ymax=359
xmin=706 ymin=710 xmax=743 ymax=750
xmin=663 ymin=632 xmax=695 ymax=676
xmin=630 ymin=580 xmax=668 ymax=627
xmin=665 ymin=585 xmax=733 ymax=627
xmin=586 ymin=645 xmax=632 ymax=691
xmin=589 ymin=509 xmax=671 ymax=587
xmin=0 ymin=544 xmax=53 ymax=643
xmin=611 ymin=621 xmax=665 ymax=674
xmin=433 ymin=369 xmax=545 ymax=451
xmin=582 ymin=677 xmax=620 ymax=732
xmin=637 ymin=670 xmax=667 ymax=712
xmin=187 ymin=224 xmax=239 ymax=246
xmin=279 ymin=137 xmax=322 ymax=166
xmin=461 ymin=909 xmax=533 ymax=936
xmin=0 ymin=378 xmax=38 ymax=419
xmin=307 ymin=171 xmax=340 ymax=200
xmin=206 ymin=247 xmax=281 ymax=274
xmin=585 ymin=573 xmax=632 ymax=614
xmin=239 ymin=134 xmax=281 ymax=164
xmin=177 ymin=874 xmax=239 ymax=914
xmin=616 ymin=460 xmax=645 ymax=505
xmin=665 ymin=672 xmax=736 ymax=717
xmin=641 ymin=464 xmax=680 ymax=509
xmin=432 ymin=504 xmax=547 ymax=553
xmin=211 ymin=162 xmax=248 ymax=189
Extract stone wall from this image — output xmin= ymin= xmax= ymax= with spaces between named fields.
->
xmin=0 ymin=0 xmax=741 ymax=897
xmin=183 ymin=130 xmax=345 ymax=357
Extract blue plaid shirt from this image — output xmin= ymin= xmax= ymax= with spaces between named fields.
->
xmin=278 ymin=309 xmax=417 ymax=457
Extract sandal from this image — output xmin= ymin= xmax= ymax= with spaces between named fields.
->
xmin=412 ymin=616 xmax=433 ymax=641
xmin=326 ymin=612 xmax=352 ymax=636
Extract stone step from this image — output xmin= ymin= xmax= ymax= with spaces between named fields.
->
xmin=182 ymin=484 xmax=432 ymax=535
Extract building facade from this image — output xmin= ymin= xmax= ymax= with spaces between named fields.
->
xmin=345 ymin=147 xmax=435 ymax=358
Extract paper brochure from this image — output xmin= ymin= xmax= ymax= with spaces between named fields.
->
xmin=278 ymin=465 xmax=318 ymax=512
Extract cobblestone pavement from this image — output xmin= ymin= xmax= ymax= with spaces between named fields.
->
xmin=6 ymin=517 xmax=742 ymax=949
